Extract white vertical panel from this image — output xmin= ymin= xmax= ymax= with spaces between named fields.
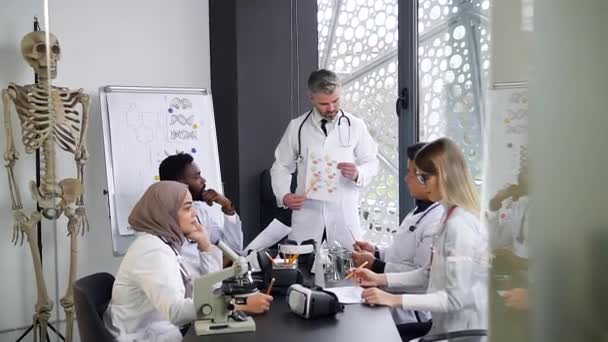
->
xmin=530 ymin=1 xmax=608 ymax=340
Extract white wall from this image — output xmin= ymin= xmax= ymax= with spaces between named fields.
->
xmin=0 ymin=0 xmax=210 ymax=339
xmin=490 ymin=0 xmax=532 ymax=85
xmin=531 ymin=1 xmax=608 ymax=340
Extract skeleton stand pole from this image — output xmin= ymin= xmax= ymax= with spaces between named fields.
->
xmin=14 ymin=16 xmax=66 ymax=342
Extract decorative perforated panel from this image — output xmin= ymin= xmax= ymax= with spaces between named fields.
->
xmin=318 ymin=0 xmax=490 ymax=237
xmin=418 ymin=0 xmax=489 ymax=179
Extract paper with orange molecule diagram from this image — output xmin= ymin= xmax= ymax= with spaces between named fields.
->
xmin=304 ymin=147 xmax=353 ymax=202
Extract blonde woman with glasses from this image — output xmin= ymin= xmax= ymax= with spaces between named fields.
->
xmin=349 ymin=138 xmax=488 ymax=341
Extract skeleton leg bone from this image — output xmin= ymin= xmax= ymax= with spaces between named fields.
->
xmin=60 ymin=205 xmax=81 ymax=342
xmin=16 ymin=210 xmax=53 ymax=342
xmin=57 ymin=180 xmax=83 ymax=342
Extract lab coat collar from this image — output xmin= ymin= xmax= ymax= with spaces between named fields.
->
xmin=440 ymin=201 xmax=456 ymax=216
xmin=414 ymin=199 xmax=435 ymax=214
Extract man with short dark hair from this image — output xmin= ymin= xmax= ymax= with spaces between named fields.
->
xmin=159 ymin=153 xmax=242 ymax=252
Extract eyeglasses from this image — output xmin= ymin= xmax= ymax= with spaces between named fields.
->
xmin=415 ymin=172 xmax=431 ymax=185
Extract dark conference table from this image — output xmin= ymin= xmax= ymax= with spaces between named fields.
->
xmin=183 ymin=296 xmax=401 ymax=342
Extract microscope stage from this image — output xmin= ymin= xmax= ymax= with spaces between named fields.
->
xmin=194 ymin=316 xmax=256 ymax=336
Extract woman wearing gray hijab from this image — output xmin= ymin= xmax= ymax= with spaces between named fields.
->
xmin=104 ymin=181 xmax=216 ymax=342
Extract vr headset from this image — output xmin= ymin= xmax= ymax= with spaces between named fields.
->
xmin=286 ymin=284 xmax=344 ymax=319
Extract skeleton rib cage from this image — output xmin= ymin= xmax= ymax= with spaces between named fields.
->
xmin=10 ymin=83 xmax=85 ymax=154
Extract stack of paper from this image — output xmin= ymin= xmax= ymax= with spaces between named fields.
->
xmin=325 ymin=286 xmax=364 ymax=304
xmin=244 ymin=219 xmax=291 ymax=252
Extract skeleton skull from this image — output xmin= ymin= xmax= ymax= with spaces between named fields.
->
xmin=21 ymin=31 xmax=61 ymax=79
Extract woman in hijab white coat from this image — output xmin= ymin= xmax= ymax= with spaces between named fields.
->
xmin=349 ymin=138 xmax=489 ymax=341
xmin=103 ymin=181 xmax=217 ymax=342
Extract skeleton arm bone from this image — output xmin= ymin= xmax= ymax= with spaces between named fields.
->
xmin=74 ymin=91 xmax=90 ymax=165
xmin=74 ymin=91 xmax=90 ymax=232
xmin=2 ymin=87 xmax=20 ymax=164
xmin=3 ymin=87 xmax=27 ymax=244
xmin=2 ymin=88 xmax=23 ymax=210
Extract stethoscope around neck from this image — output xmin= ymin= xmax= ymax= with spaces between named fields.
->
xmin=408 ymin=203 xmax=441 ymax=232
xmin=295 ymin=109 xmax=352 ymax=162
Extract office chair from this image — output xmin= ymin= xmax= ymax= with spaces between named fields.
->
xmin=74 ymin=272 xmax=116 ymax=342
xmin=259 ymin=169 xmax=296 ymax=228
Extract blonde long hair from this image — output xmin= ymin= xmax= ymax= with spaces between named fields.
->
xmin=414 ymin=137 xmax=480 ymax=215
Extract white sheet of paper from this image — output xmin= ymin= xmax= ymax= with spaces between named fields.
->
xmin=244 ymin=219 xmax=291 ymax=252
xmin=325 ymin=286 xmax=364 ymax=304
xmin=304 ymin=147 xmax=354 ymax=202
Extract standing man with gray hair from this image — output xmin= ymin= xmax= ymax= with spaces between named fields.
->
xmin=270 ymin=69 xmax=378 ymax=248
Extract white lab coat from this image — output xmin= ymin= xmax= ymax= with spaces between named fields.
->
xmin=270 ymin=108 xmax=378 ymax=249
xmin=193 ymin=201 xmax=244 ymax=254
xmin=385 ymin=205 xmax=489 ymax=335
xmin=378 ymin=203 xmax=444 ymax=324
xmin=104 ymin=233 xmax=222 ymax=342
xmin=486 ymin=195 xmax=529 ymax=258
xmin=180 ymin=240 xmax=224 ymax=279
xmin=379 ymin=204 xmax=445 ymax=273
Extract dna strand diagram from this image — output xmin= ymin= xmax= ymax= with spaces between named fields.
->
xmin=170 ymin=114 xmax=195 ymax=126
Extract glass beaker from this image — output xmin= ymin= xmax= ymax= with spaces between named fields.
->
xmin=340 ymin=250 xmax=353 ymax=277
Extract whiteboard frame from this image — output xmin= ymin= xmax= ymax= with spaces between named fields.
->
xmin=99 ymin=85 xmax=221 ymax=255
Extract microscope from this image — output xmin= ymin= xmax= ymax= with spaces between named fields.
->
xmin=192 ymin=241 xmax=258 ymax=336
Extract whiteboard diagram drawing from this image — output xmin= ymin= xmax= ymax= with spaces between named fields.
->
xmin=169 ymin=97 xmax=193 ymax=110
xmin=101 ymin=87 xmax=223 ymax=250
xmin=170 ymin=114 xmax=195 ymax=126
xmin=167 ymin=99 xmax=199 ymax=142
xmin=125 ymin=103 xmax=159 ymax=143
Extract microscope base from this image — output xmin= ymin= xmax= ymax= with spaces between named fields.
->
xmin=194 ymin=317 xmax=256 ymax=336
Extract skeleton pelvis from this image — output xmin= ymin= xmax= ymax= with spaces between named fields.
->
xmin=58 ymin=179 xmax=83 ymax=203
xmin=29 ymin=179 xmax=83 ymax=219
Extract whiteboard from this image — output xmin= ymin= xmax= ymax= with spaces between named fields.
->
xmin=100 ymin=86 xmax=223 ymax=254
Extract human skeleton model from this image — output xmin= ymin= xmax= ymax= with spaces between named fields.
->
xmin=2 ymin=31 xmax=90 ymax=342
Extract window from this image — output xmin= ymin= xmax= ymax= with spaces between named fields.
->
xmin=317 ymin=0 xmax=489 ymax=237
xmin=418 ymin=0 xmax=490 ymax=181
xmin=318 ymin=0 xmax=400 ymax=237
